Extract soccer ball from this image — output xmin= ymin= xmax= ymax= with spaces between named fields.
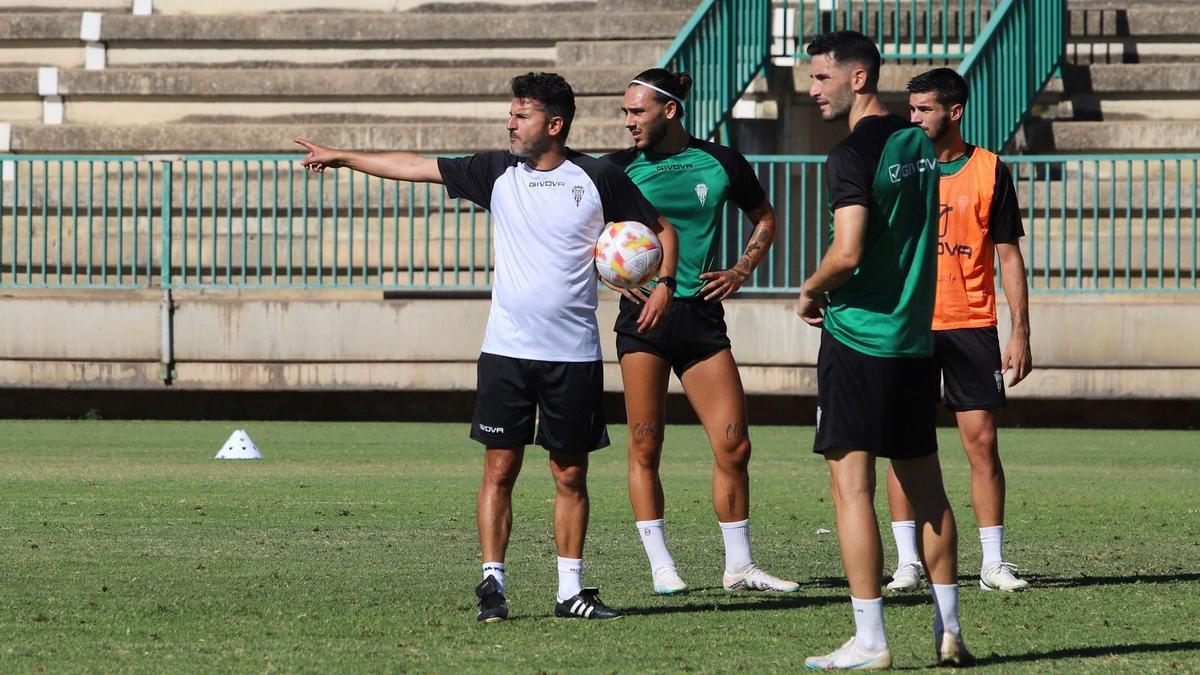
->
xmin=594 ymin=220 xmax=662 ymax=289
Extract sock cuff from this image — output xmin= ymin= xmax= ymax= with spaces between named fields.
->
xmin=718 ymin=519 xmax=750 ymax=530
xmin=930 ymin=583 xmax=959 ymax=592
xmin=979 ymin=525 xmax=1005 ymax=536
xmin=891 ymin=520 xmax=916 ymax=528
xmin=635 ymin=519 xmax=665 ymax=529
xmin=557 ymin=556 xmax=583 ymax=572
xmin=850 ymin=595 xmax=884 ymax=607
xmin=482 ymin=562 xmax=504 ymax=572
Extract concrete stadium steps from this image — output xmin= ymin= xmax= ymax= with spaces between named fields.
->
xmin=1025 ymin=121 xmax=1200 ymax=153
xmin=0 ymin=5 xmax=689 ymax=153
xmin=1021 ymin=1 xmax=1200 ymax=153
xmin=0 ymin=66 xmax=635 ymax=97
xmin=7 ymin=0 xmax=697 ymax=14
xmin=54 ymin=98 xmax=627 ymax=126
xmin=6 ymin=120 xmax=631 ymax=153
xmin=0 ymin=11 xmax=686 ymax=43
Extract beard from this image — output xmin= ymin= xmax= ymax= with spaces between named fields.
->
xmin=510 ymin=133 xmax=548 ymax=158
xmin=636 ymin=118 xmax=670 ymax=149
xmin=925 ymin=118 xmax=951 ymax=144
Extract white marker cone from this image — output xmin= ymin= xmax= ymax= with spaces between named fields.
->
xmin=215 ymin=429 xmax=263 ymax=459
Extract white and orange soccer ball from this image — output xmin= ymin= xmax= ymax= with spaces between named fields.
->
xmin=594 ymin=220 xmax=662 ymax=289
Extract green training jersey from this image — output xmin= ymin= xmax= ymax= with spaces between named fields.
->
xmin=605 ymin=137 xmax=767 ymax=298
xmin=822 ymin=114 xmax=940 ymax=357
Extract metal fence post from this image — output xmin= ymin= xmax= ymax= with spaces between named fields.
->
xmin=159 ymin=160 xmax=176 ymax=384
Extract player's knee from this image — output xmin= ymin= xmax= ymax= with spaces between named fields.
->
xmin=483 ymin=462 xmax=521 ymax=491
xmin=830 ymin=470 xmax=874 ymax=505
xmin=627 ymin=422 xmax=664 ymax=463
xmin=714 ymin=436 xmax=751 ymax=474
xmin=553 ymin=465 xmax=588 ymax=495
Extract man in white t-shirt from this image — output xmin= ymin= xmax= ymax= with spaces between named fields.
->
xmin=296 ymin=72 xmax=678 ymax=622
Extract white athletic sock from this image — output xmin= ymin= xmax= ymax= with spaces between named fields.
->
xmin=556 ymin=557 xmax=583 ymax=603
xmin=850 ymin=596 xmax=888 ymax=653
xmin=930 ymin=583 xmax=962 ymax=638
xmin=482 ymin=562 xmax=505 ymax=593
xmin=636 ymin=519 xmax=677 ymax=573
xmin=890 ymin=520 xmax=920 ymax=566
xmin=979 ymin=525 xmax=1005 ymax=565
xmin=718 ymin=519 xmax=753 ymax=573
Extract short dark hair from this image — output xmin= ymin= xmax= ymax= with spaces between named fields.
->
xmin=629 ymin=68 xmax=693 ymax=116
xmin=806 ymin=30 xmax=881 ymax=90
xmin=906 ymin=67 xmax=969 ymax=108
xmin=510 ymin=72 xmax=576 ymax=139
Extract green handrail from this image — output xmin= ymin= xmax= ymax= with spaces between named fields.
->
xmin=957 ymin=0 xmax=1065 ymax=152
xmin=656 ymin=0 xmax=772 ymax=140
xmin=782 ymin=0 xmax=1003 ymax=60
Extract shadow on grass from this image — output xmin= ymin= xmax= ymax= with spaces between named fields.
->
xmin=975 ymin=640 xmax=1200 ymax=666
xmin=1016 ymin=572 xmax=1200 ymax=588
xmin=619 ymin=591 xmax=933 ymax=617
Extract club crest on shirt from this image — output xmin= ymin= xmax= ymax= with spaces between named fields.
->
xmin=572 ymin=185 xmax=584 ymax=207
xmin=695 ymin=182 xmax=709 ymax=206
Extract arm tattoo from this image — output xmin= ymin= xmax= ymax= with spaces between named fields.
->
xmin=732 ymin=205 xmax=776 ymax=276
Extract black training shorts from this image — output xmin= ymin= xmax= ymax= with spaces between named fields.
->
xmin=934 ymin=326 xmax=1006 ymax=411
xmin=614 ymin=296 xmax=732 ymax=376
xmin=470 ymin=352 xmax=609 ymax=453
xmin=813 ymin=330 xmax=939 ymax=460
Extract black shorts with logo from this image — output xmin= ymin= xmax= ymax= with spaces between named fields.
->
xmin=813 ymin=330 xmax=939 ymax=460
xmin=614 ymin=296 xmax=732 ymax=376
xmin=470 ymin=352 xmax=609 ymax=453
xmin=935 ymin=326 xmax=1006 ymax=411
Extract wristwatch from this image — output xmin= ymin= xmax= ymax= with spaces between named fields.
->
xmin=657 ymin=276 xmax=677 ymax=291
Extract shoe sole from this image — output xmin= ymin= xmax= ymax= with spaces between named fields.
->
xmin=979 ymin=580 xmax=1029 ymax=592
xmin=887 ymin=582 xmax=921 ymax=593
xmin=481 ymin=615 xmax=505 ymax=623
xmin=655 ymin=587 xmax=689 ymax=596
xmin=554 ymin=612 xmax=624 ymax=620
xmin=723 ymin=583 xmax=801 ymax=593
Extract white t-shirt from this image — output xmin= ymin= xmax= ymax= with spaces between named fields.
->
xmin=438 ymin=150 xmax=660 ymax=362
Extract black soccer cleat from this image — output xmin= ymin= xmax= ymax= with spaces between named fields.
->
xmin=554 ymin=587 xmax=623 ymax=620
xmin=475 ymin=577 xmax=508 ymax=623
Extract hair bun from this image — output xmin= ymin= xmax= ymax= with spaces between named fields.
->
xmin=674 ymin=72 xmax=693 ymax=98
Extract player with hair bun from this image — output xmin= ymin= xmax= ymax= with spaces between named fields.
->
xmin=604 ymin=68 xmax=797 ymax=596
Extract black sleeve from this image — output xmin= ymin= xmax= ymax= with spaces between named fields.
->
xmin=602 ymin=147 xmax=639 ymax=171
xmin=826 ymin=144 xmax=872 ymax=211
xmin=436 ymin=151 xmax=515 ymax=210
xmin=593 ymin=161 xmax=661 ymax=225
xmin=989 ymin=160 xmax=1025 ymax=244
xmin=724 ymin=150 xmax=768 ymax=212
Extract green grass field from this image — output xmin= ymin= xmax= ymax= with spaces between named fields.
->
xmin=0 ymin=421 xmax=1196 ymax=673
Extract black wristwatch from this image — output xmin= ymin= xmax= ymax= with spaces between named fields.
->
xmin=657 ymin=276 xmax=677 ymax=291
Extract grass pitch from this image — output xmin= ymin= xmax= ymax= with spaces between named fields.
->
xmin=0 ymin=421 xmax=1196 ymax=673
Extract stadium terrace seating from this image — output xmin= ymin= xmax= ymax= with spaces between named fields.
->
xmin=0 ymin=0 xmax=696 ymax=154
xmin=1024 ymin=0 xmax=1200 ymax=153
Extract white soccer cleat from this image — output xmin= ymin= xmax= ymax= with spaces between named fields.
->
xmin=722 ymin=564 xmax=800 ymax=592
xmin=652 ymin=566 xmax=689 ymax=595
xmin=936 ymin=631 xmax=976 ymax=667
xmin=804 ymin=637 xmax=892 ymax=671
xmin=886 ymin=561 xmax=924 ymax=593
xmin=979 ymin=561 xmax=1029 ymax=592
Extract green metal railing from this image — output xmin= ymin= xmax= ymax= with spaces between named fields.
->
xmin=957 ymin=0 xmax=1064 ymax=152
xmin=657 ymin=0 xmax=772 ymax=140
xmin=1 ymin=154 xmax=1196 ymax=293
xmin=778 ymin=0 xmax=1002 ymax=60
